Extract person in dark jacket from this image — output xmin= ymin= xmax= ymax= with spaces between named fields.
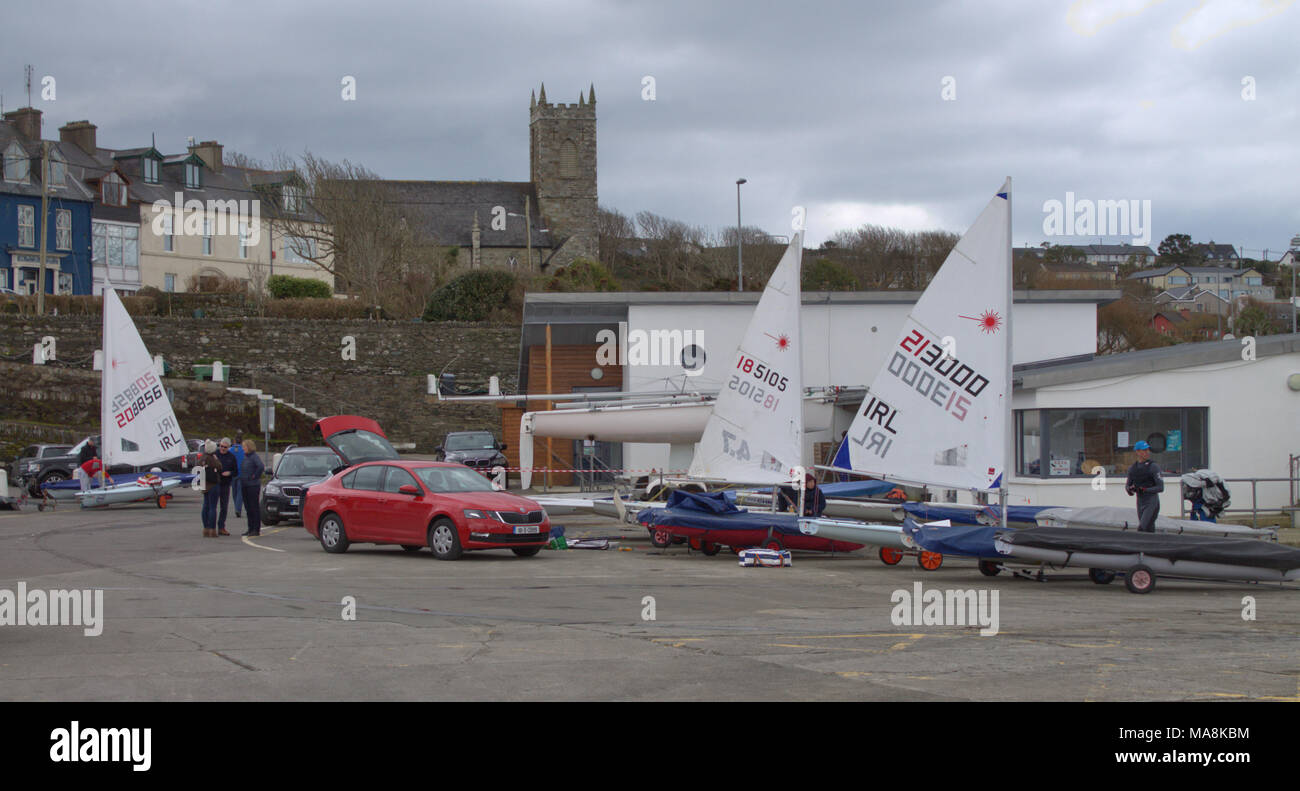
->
xmin=238 ymin=439 xmax=266 ymax=536
xmin=230 ymin=431 xmax=246 ymax=518
xmin=200 ymin=440 xmax=223 ymax=537
xmin=215 ymin=437 xmax=238 ymax=535
xmin=1125 ymin=440 xmax=1164 ymax=532
xmin=778 ymin=473 xmax=828 ymax=517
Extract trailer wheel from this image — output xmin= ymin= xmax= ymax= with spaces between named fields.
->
xmin=1124 ymin=564 xmax=1156 ymax=594
xmin=650 ymin=528 xmax=673 ymax=549
xmin=1088 ymin=568 xmax=1117 ymax=585
xmin=879 ymin=547 xmax=904 ymax=565
xmin=764 ymin=537 xmax=785 ymax=551
xmin=917 ymin=551 xmax=943 ymax=571
xmin=978 ymin=560 xmax=1001 ymax=577
xmin=701 ymin=541 xmax=722 ymax=556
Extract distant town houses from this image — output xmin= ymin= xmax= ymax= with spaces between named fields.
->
xmin=1 ymin=107 xmax=332 ymax=297
xmin=1128 ymin=264 xmax=1271 ymax=302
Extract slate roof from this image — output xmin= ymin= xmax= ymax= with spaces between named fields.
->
xmin=356 ymin=180 xmax=552 ymax=248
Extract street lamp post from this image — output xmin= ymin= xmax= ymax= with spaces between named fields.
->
xmin=1291 ymin=234 xmax=1300 ymax=334
xmin=736 ymin=178 xmax=747 ymax=291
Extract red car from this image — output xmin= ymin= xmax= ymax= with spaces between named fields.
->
xmin=302 ymin=416 xmax=551 ymax=560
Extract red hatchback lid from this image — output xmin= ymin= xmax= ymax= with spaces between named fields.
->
xmin=314 ymin=415 xmax=399 ymax=466
xmin=315 ymin=415 xmax=388 ymax=440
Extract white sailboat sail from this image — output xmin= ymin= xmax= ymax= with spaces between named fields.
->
xmin=100 ymin=286 xmax=186 ymax=468
xmin=837 ymin=179 xmax=1012 ymax=491
xmin=689 ymin=231 xmax=804 ymax=483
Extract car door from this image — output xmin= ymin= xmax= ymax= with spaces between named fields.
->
xmin=342 ymin=465 xmax=387 ymax=541
xmin=377 ymin=466 xmax=428 ymax=544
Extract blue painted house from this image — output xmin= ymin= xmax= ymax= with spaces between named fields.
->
xmin=0 ymin=108 xmax=93 ymax=295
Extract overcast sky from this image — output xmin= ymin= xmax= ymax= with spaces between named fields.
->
xmin=5 ymin=0 xmax=1298 ymax=257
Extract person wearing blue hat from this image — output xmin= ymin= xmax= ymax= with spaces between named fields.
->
xmin=1125 ymin=440 xmax=1164 ymax=532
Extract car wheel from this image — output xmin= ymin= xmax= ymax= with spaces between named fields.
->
xmin=512 ymin=546 xmax=541 ymax=557
xmin=318 ymin=513 xmax=350 ymax=554
xmin=428 ymin=518 xmax=463 ymax=560
xmin=401 ymin=545 xmax=423 ymax=552
xmin=40 ymin=470 xmax=69 ymax=488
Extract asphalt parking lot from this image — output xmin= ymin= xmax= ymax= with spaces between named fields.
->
xmin=0 ymin=488 xmax=1296 ymax=701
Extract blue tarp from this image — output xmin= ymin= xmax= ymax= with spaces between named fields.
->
xmin=745 ymin=479 xmax=896 ymax=499
xmin=903 ymin=518 xmax=1004 ymax=558
xmin=637 ymin=490 xmax=805 ymax=536
xmin=902 ymin=501 xmax=1051 ymax=526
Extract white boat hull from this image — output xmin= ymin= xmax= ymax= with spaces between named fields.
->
xmin=76 ymin=478 xmax=183 ymax=507
xmin=798 ymin=517 xmax=913 ymax=549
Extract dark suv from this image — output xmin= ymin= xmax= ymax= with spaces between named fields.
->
xmin=261 ymin=446 xmax=342 ymax=526
xmin=436 ymin=431 xmax=508 ymax=477
xmin=11 ymin=444 xmax=72 ymax=494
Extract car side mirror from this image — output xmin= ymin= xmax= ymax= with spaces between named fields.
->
xmin=498 ymin=442 xmax=508 ymax=451
xmin=398 ymin=484 xmax=421 ymax=496
xmin=435 ymin=446 xmax=444 ymax=454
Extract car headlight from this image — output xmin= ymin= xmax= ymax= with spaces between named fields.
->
xmin=264 ymin=483 xmax=281 ymax=496
xmin=25 ymin=462 xmax=40 ymax=473
xmin=463 ymin=509 xmax=490 ymax=520
xmin=444 ymin=453 xmax=461 ymax=462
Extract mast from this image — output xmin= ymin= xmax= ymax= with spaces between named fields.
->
xmin=1001 ymin=177 xmax=1013 ymax=532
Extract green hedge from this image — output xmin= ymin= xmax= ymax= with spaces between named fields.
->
xmin=422 ymin=270 xmax=518 ymax=322
xmin=267 ymin=275 xmax=333 ymax=299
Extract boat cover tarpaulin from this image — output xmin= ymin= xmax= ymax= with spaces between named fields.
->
xmin=998 ymin=527 xmax=1300 ymax=572
xmin=1034 ymin=506 xmax=1274 ymax=538
xmin=636 ymin=489 xmax=803 ymax=536
xmin=903 ymin=502 xmax=1050 ymax=526
xmin=904 ymin=518 xmax=1002 ymax=557
xmin=42 ymin=472 xmax=196 ymax=491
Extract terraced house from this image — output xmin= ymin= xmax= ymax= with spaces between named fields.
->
xmin=0 ymin=108 xmax=94 ymax=295
xmin=5 ymin=108 xmax=333 ymax=296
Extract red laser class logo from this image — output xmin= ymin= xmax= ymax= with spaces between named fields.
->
xmin=764 ymin=332 xmax=792 ymax=351
xmin=959 ymin=309 xmax=1003 ymax=334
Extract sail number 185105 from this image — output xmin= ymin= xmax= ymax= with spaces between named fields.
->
xmin=735 ymin=355 xmax=789 ymax=392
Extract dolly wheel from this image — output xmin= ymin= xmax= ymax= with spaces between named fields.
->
xmin=764 ymin=537 xmax=785 ymax=551
xmin=978 ymin=559 xmax=1001 ymax=577
xmin=1088 ymin=568 xmax=1117 ymax=585
xmin=700 ymin=541 xmax=722 ymax=556
xmin=879 ymin=547 xmax=904 ymax=565
xmin=650 ymin=529 xmax=673 ymax=549
xmin=1125 ymin=564 xmax=1156 ymax=594
xmin=917 ymin=551 xmax=943 ymax=571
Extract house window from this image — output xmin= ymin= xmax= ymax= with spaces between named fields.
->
xmin=143 ymin=157 xmax=160 ymax=184
xmin=4 ymin=143 xmax=29 ymax=183
xmin=185 ymin=162 xmax=201 ymax=189
xmin=1169 ymin=276 xmax=1188 ymax=285
xmin=284 ymin=236 xmax=315 ymax=263
xmin=55 ymin=210 xmax=71 ymax=250
xmin=238 ymin=221 xmax=250 ymax=259
xmin=162 ymin=213 xmax=174 ymax=252
xmin=1016 ymin=407 xmax=1207 ymax=478
xmin=17 ymin=205 xmax=34 ymax=247
xmin=164 ymin=273 xmax=176 ymax=292
xmin=101 ymin=173 xmax=127 ymax=206
xmin=203 ymin=217 xmax=212 ymax=255
xmin=93 ymin=223 xmax=139 ymax=269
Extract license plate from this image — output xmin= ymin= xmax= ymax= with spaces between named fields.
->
xmin=289 ymin=497 xmax=299 ymax=506
xmin=514 ymin=525 xmax=539 ymax=535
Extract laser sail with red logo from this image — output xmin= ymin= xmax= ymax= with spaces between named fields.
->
xmin=837 ymin=179 xmax=1012 ymax=491
xmin=689 ymin=232 xmax=805 ymax=484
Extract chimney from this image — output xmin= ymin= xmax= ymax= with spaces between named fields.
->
xmin=59 ymin=120 xmax=97 ymax=155
xmin=3 ymin=107 xmax=42 ymax=140
xmin=188 ymin=139 xmax=223 ymax=173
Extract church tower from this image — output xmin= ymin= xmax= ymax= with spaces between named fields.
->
xmin=530 ymin=83 xmax=597 ymax=266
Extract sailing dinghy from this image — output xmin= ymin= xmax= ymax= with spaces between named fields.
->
xmin=74 ymin=287 xmax=190 ymax=508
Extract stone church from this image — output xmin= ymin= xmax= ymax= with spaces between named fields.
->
xmin=380 ymin=83 xmax=598 ymax=271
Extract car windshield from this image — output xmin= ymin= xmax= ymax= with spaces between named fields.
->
xmin=445 ymin=433 xmax=497 ymax=451
xmin=413 ymin=466 xmax=496 ymax=493
xmin=277 ymin=453 xmax=339 ymax=477
xmin=328 ymin=429 xmax=399 ymax=464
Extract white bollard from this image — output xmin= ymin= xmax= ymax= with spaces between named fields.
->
xmin=93 ymin=349 xmax=103 ymax=370
xmin=489 ymin=375 xmax=500 ymax=396
xmin=427 ymin=374 xmax=437 ymax=395
xmin=212 ymin=360 xmax=224 ymax=382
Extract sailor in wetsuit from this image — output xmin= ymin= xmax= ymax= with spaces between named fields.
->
xmin=1125 ymin=440 xmax=1164 ymax=532
xmin=778 ymin=473 xmax=827 ymax=517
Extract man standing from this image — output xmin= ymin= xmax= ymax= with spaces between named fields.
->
xmin=230 ymin=431 xmax=246 ymax=518
xmin=215 ymin=437 xmax=238 ymax=536
xmin=1125 ymin=440 xmax=1164 ymax=532
xmin=778 ymin=473 xmax=828 ymax=518
xmin=74 ymin=437 xmax=99 ymax=493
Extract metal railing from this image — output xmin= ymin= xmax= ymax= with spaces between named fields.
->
xmin=1178 ymin=474 xmax=1298 ymax=529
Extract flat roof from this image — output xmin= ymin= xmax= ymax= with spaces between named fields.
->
xmin=1018 ymin=333 xmax=1300 ymax=390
